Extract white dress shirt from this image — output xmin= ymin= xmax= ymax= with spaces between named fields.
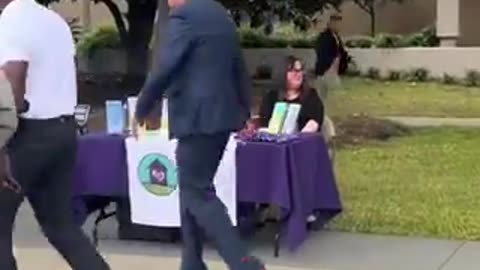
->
xmin=0 ymin=0 xmax=77 ymax=119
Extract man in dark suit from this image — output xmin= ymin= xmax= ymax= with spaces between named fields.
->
xmin=313 ymin=14 xmax=349 ymax=144
xmin=135 ymin=0 xmax=265 ymax=269
xmin=314 ymin=14 xmax=349 ymax=101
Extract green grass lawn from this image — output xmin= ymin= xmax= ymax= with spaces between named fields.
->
xmin=332 ymin=128 xmax=480 ymax=240
xmin=329 ymin=78 xmax=480 ymax=118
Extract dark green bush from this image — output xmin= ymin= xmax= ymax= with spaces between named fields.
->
xmin=253 ymin=64 xmax=273 ymax=79
xmin=290 ymin=37 xmax=316 ymax=48
xmin=344 ymin=36 xmax=374 ymax=48
xmin=344 ymin=60 xmax=361 ymax=77
xmin=77 ymin=26 xmax=122 ymax=56
xmin=374 ymin=33 xmax=405 ymax=48
xmin=403 ymin=26 xmax=439 ymax=47
xmin=366 ymin=67 xmax=381 ymax=80
xmin=464 ymin=70 xmax=480 ymax=87
xmin=442 ymin=73 xmax=458 ymax=85
xmin=386 ymin=70 xmax=403 ymax=81
xmin=406 ymin=68 xmax=430 ymax=82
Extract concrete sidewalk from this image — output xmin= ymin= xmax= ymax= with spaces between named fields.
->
xmin=13 ymin=231 xmax=480 ymax=270
xmin=12 ymin=189 xmax=480 ymax=270
xmin=384 ymin=116 xmax=480 ymax=128
xmin=15 ymin=247 xmax=316 ymax=270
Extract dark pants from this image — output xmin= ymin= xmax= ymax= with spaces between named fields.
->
xmin=177 ymin=133 xmax=257 ymax=270
xmin=0 ymin=117 xmax=109 ymax=270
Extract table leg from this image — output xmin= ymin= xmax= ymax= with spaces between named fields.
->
xmin=274 ymin=223 xmax=281 ymax=257
xmin=92 ymin=207 xmax=117 ymax=247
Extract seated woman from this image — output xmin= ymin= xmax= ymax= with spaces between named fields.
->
xmin=258 ymin=56 xmax=324 ymax=133
xmin=254 ymin=56 xmax=324 ymax=225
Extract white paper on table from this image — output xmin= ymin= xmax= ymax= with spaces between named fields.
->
xmin=126 ymin=135 xmax=237 ymax=227
xmin=105 ymin=100 xmax=125 ymax=134
xmin=160 ymin=98 xmax=169 ymax=136
xmin=282 ymin=104 xmax=301 ymax=134
xmin=127 ymin=96 xmax=138 ymax=131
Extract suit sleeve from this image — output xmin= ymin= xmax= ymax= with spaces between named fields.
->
xmin=135 ymin=14 xmax=194 ymax=120
xmin=233 ymin=46 xmax=251 ymax=120
xmin=302 ymin=90 xmax=324 ymax=128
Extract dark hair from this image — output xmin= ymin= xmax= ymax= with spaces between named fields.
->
xmin=274 ymin=55 xmax=312 ymax=101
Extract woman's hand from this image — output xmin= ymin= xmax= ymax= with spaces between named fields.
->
xmin=301 ymin=120 xmax=320 ymax=133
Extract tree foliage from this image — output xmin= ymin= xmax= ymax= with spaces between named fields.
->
xmin=217 ymin=0 xmax=343 ymax=29
xmin=39 ymin=0 xmax=157 ymax=75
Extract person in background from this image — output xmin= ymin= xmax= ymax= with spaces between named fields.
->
xmin=314 ymin=14 xmax=349 ymax=142
xmin=0 ymin=0 xmax=110 ymax=269
xmin=134 ymin=0 xmax=265 ymax=269
xmin=259 ymin=56 xmax=324 ymax=133
xmin=0 ymin=70 xmax=18 ymax=193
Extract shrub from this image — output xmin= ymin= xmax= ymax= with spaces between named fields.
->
xmin=238 ymin=24 xmax=316 ymax=49
xmin=366 ymin=67 xmax=381 ymax=80
xmin=403 ymin=26 xmax=439 ymax=47
xmin=345 ymin=60 xmax=361 ymax=77
xmin=464 ymin=70 xmax=480 ymax=87
xmin=290 ymin=37 xmax=316 ymax=48
xmin=238 ymin=27 xmax=270 ymax=48
xmin=442 ymin=73 xmax=458 ymax=85
xmin=386 ymin=70 xmax=403 ymax=81
xmin=253 ymin=64 xmax=273 ymax=80
xmin=374 ymin=33 xmax=405 ymax=48
xmin=406 ymin=68 xmax=430 ymax=82
xmin=344 ymin=36 xmax=374 ymax=48
xmin=77 ymin=25 xmax=122 ymax=56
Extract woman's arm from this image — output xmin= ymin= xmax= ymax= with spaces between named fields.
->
xmin=258 ymin=90 xmax=277 ymax=127
xmin=300 ymin=90 xmax=325 ymax=133
xmin=301 ymin=120 xmax=320 ymax=133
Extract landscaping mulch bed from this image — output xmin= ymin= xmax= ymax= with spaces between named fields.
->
xmin=332 ymin=114 xmax=411 ymax=147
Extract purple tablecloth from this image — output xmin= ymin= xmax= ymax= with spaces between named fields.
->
xmin=72 ymin=133 xmax=342 ymax=251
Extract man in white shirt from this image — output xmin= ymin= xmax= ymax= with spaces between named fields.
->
xmin=0 ymin=1 xmax=110 ymax=269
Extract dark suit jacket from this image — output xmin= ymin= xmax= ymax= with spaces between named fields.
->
xmin=314 ymin=28 xmax=349 ymax=76
xmin=135 ymin=0 xmax=251 ymax=139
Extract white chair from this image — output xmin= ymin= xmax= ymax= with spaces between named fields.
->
xmin=321 ymin=115 xmax=336 ymax=161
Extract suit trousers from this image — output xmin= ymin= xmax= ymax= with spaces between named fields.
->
xmin=0 ymin=117 xmax=110 ymax=270
xmin=176 ymin=133 xmax=252 ymax=270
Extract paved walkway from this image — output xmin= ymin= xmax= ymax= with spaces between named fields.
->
xmin=13 ymin=204 xmax=480 ymax=270
xmin=384 ymin=116 xmax=480 ymax=127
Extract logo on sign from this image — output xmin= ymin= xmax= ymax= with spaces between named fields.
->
xmin=137 ymin=153 xmax=177 ymax=196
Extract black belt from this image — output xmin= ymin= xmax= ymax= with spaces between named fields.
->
xmin=19 ymin=115 xmax=74 ymax=124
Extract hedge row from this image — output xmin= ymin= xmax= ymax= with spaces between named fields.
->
xmin=345 ymin=64 xmax=480 ymax=87
xmin=76 ymin=25 xmax=440 ymax=56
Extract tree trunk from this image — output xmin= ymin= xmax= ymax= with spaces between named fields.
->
xmin=369 ymin=6 xmax=376 ymax=37
xmin=99 ymin=0 xmax=128 ymax=45
xmin=126 ymin=0 xmax=157 ymax=76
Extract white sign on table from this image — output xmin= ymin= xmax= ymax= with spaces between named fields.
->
xmin=125 ymin=135 xmax=237 ymax=227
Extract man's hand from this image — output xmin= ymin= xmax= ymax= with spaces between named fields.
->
xmin=0 ymin=152 xmax=21 ymax=194
xmin=1 ymin=176 xmax=21 ymax=194
xmin=131 ymin=117 xmax=145 ymax=140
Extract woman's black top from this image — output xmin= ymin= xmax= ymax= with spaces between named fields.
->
xmin=259 ymin=89 xmax=324 ymax=131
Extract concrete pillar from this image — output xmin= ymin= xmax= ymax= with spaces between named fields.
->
xmin=436 ymin=0 xmax=460 ymax=47
xmin=81 ymin=0 xmax=91 ymax=30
